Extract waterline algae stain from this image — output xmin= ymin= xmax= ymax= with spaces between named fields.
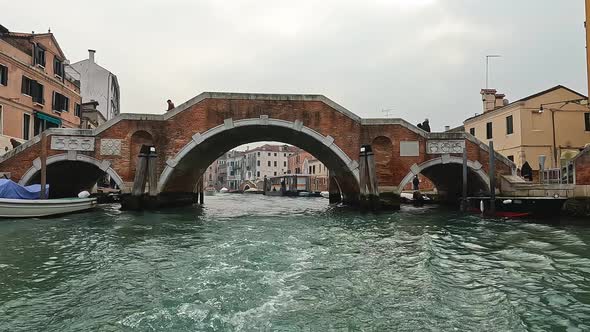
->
xmin=1 ymin=195 xmax=589 ymax=331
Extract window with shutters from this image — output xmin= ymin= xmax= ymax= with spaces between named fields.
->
xmin=21 ymin=76 xmax=44 ymax=104
xmin=506 ymin=115 xmax=514 ymax=135
xmin=52 ymin=92 xmax=69 ymax=112
xmin=0 ymin=64 xmax=7 ymax=86
xmin=34 ymin=44 xmax=46 ymax=67
xmin=267 ymin=161 xmax=271 ymax=167
xmin=53 ymin=57 xmax=64 ymax=78
xmin=274 ymin=161 xmax=277 ymax=167
xmin=75 ymin=103 xmax=81 ymax=117
xmin=23 ymin=114 xmax=30 ymax=140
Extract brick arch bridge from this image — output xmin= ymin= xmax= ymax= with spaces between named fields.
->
xmin=0 ymin=92 xmax=514 ymax=207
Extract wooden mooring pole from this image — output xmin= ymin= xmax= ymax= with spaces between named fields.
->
xmin=359 ymin=145 xmax=380 ymax=211
xmin=40 ymin=133 xmax=47 ymax=199
xmin=147 ymin=147 xmax=158 ymax=197
xmin=488 ymin=141 xmax=496 ymax=215
xmin=131 ymin=145 xmax=150 ymax=197
xmin=461 ymin=147 xmax=468 ymax=212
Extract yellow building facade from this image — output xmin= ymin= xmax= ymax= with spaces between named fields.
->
xmin=464 ymin=86 xmax=590 ymax=170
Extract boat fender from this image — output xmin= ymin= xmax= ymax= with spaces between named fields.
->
xmin=503 ymin=199 xmax=513 ymax=205
xmin=78 ymin=191 xmax=91 ymax=198
xmin=480 ymin=200 xmax=485 ymax=214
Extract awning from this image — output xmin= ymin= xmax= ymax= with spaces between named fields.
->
xmin=35 ymin=112 xmax=61 ymax=126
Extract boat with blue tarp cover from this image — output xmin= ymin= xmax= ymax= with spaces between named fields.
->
xmin=0 ymin=179 xmax=97 ymax=218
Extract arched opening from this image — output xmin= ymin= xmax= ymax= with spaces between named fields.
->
xmin=158 ymin=120 xmax=360 ymax=204
xmin=372 ymin=136 xmax=394 ymax=186
xmin=398 ymin=157 xmax=490 ymax=202
xmin=129 ymin=131 xmax=154 ymax=181
xmin=23 ymin=161 xmax=123 ymax=199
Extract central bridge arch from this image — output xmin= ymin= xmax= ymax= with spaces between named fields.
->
xmin=157 ymin=117 xmax=361 ymax=203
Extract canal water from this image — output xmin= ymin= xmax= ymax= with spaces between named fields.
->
xmin=1 ymin=195 xmax=589 ymax=331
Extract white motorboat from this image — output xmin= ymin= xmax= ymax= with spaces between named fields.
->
xmin=0 ymin=197 xmax=98 ymax=218
xmin=219 ymin=187 xmax=229 ymax=193
xmin=320 ymin=191 xmax=330 ymax=198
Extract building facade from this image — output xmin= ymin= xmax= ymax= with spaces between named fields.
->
xmin=464 ymin=86 xmax=590 ymax=171
xmin=0 ymin=25 xmax=82 ymax=154
xmin=67 ymin=50 xmax=120 ymax=121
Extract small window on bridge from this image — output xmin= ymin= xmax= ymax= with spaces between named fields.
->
xmin=486 ymin=122 xmax=493 ymax=139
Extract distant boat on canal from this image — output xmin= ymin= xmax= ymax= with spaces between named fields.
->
xmin=264 ymin=174 xmax=325 ymax=197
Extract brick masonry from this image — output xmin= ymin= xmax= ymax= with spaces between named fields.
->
xmin=0 ymin=94 xmax=513 ymax=197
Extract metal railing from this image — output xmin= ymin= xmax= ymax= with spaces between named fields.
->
xmin=540 ymin=163 xmax=574 ymax=184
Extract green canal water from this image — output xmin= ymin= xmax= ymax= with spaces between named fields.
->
xmin=1 ymin=195 xmax=590 ymax=331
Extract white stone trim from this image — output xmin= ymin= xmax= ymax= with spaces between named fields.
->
xmin=19 ymin=153 xmax=127 ymax=192
xmin=157 ymin=118 xmax=359 ymax=192
xmin=396 ymin=156 xmax=490 ymax=194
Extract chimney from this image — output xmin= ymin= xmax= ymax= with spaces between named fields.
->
xmin=480 ymin=89 xmax=497 ymax=113
xmin=495 ymin=93 xmax=506 ymax=108
xmin=88 ymin=49 xmax=96 ymax=63
xmin=444 ymin=125 xmax=451 ymax=131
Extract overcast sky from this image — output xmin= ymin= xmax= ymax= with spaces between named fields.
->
xmin=4 ymin=0 xmax=588 ymax=131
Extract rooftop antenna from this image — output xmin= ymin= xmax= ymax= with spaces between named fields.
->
xmin=382 ymin=108 xmax=395 ymax=118
xmin=48 ymin=27 xmax=51 ymax=33
xmin=485 ymin=55 xmax=502 ymax=89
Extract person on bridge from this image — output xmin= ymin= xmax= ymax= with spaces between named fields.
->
xmin=422 ymin=119 xmax=431 ymax=132
xmin=167 ymin=99 xmax=175 ymax=111
xmin=412 ymin=175 xmax=420 ymax=191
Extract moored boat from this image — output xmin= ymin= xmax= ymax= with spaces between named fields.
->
xmin=0 ymin=197 xmax=98 ymax=218
xmin=0 ymin=179 xmax=97 ymax=218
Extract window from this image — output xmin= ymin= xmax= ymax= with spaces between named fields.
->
xmin=0 ymin=64 xmax=7 ymax=86
xmin=312 ymin=165 xmax=316 ymax=174
xmin=34 ymin=44 xmax=46 ymax=67
xmin=257 ymin=160 xmax=260 ymax=166
xmin=284 ymin=153 xmax=286 ymax=157
xmin=507 ymin=155 xmax=514 ymax=162
xmin=469 ymin=128 xmax=475 ymax=136
xmin=274 ymin=161 xmax=277 ymax=167
xmin=53 ymin=57 xmax=64 ymax=77
xmin=274 ymin=171 xmax=277 ymax=176
xmin=585 ymin=113 xmax=590 ymax=131
xmin=0 ymin=105 xmax=3 ymax=135
xmin=268 ymin=153 xmax=271 ymax=156
xmin=21 ymin=76 xmax=44 ymax=104
xmin=23 ymin=114 xmax=30 ymax=140
xmin=309 ymin=166 xmax=312 ymax=174
xmin=52 ymin=92 xmax=69 ymax=112
xmin=274 ymin=153 xmax=277 ymax=157
xmin=74 ymin=103 xmax=81 ymax=117
xmin=257 ymin=171 xmax=260 ymax=177
xmin=283 ymin=161 xmax=286 ymax=167
xmin=486 ymin=122 xmax=493 ymax=139
xmin=506 ymin=115 xmax=514 ymax=135
xmin=268 ymin=161 xmax=271 ymax=167
xmin=257 ymin=152 xmax=260 ymax=156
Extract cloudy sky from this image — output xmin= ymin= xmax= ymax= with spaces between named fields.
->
xmin=4 ymin=0 xmax=587 ymax=131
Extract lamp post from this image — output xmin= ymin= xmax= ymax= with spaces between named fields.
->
xmin=485 ymin=55 xmax=501 ymax=89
